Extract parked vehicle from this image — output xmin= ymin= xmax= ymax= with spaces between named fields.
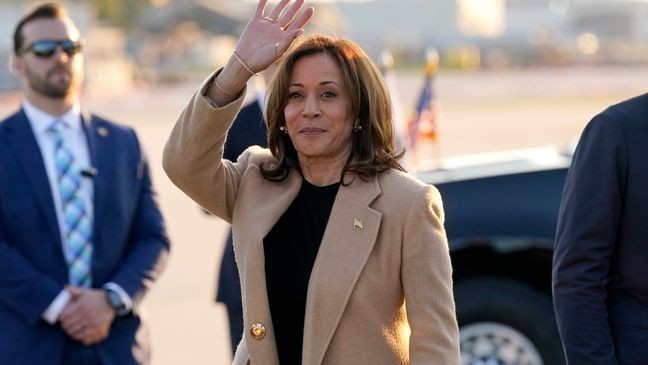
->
xmin=418 ymin=145 xmax=573 ymax=365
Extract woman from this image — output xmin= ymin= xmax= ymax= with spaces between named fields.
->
xmin=163 ymin=0 xmax=459 ymax=363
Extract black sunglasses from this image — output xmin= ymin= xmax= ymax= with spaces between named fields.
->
xmin=20 ymin=39 xmax=83 ymax=58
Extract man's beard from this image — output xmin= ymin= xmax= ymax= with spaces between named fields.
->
xmin=25 ymin=64 xmax=80 ymax=99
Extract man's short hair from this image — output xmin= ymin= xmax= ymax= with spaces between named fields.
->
xmin=13 ymin=3 xmax=68 ymax=55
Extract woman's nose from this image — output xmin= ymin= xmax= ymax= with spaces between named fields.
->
xmin=301 ymin=95 xmax=321 ymax=118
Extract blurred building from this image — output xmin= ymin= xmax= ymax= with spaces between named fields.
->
xmin=2 ymin=0 xmax=648 ymax=91
xmin=570 ymin=0 xmax=648 ymax=63
xmin=334 ymin=0 xmax=648 ymax=68
xmin=0 ymin=3 xmax=21 ymax=91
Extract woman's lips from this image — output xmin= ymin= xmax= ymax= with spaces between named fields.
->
xmin=299 ymin=127 xmax=326 ymax=135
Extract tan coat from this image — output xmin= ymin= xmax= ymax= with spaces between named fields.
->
xmin=163 ymin=76 xmax=460 ymax=365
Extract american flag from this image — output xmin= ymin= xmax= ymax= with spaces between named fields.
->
xmin=410 ymin=48 xmax=440 ymax=154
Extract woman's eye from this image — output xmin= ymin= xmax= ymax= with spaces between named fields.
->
xmin=322 ymin=91 xmax=336 ymax=98
xmin=288 ymin=92 xmax=303 ymax=99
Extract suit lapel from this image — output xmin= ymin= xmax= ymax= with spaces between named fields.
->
xmin=82 ymin=113 xmax=105 ymax=240
xmin=82 ymin=113 xmax=110 ymax=269
xmin=302 ymin=176 xmax=382 ymax=365
xmin=3 ymin=110 xmax=60 ymax=242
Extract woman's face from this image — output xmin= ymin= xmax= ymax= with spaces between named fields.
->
xmin=283 ymin=53 xmax=355 ymax=166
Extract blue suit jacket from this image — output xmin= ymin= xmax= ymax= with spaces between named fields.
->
xmin=0 ymin=109 xmax=169 ymax=365
xmin=553 ymin=93 xmax=648 ymax=364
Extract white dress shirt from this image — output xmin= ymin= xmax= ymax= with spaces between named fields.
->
xmin=23 ymin=100 xmax=94 ymax=247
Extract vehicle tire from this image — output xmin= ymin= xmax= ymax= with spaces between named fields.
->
xmin=454 ymin=277 xmax=565 ymax=365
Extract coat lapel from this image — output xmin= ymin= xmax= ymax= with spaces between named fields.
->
xmin=3 ymin=110 xmax=60 ymax=242
xmin=302 ymin=176 xmax=382 ymax=365
xmin=237 ymin=168 xmax=302 ymax=364
xmin=81 ymin=113 xmax=107 ymax=247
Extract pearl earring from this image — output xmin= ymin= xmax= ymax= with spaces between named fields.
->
xmin=352 ymin=119 xmax=362 ymax=133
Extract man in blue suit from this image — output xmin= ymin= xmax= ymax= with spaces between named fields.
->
xmin=0 ymin=4 xmax=169 ymax=365
xmin=553 ymin=93 xmax=648 ymax=364
xmin=216 ymin=84 xmax=267 ymax=355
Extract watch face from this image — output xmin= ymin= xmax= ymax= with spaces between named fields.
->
xmin=106 ymin=289 xmax=126 ymax=311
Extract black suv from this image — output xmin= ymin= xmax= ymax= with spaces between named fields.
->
xmin=418 ymin=145 xmax=573 ymax=365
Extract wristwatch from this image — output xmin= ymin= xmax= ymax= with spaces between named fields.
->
xmin=105 ymin=288 xmax=128 ymax=315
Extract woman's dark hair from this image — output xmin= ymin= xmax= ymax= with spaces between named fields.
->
xmin=261 ymin=35 xmax=404 ymax=183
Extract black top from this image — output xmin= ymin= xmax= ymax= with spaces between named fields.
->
xmin=264 ymin=179 xmax=340 ymax=365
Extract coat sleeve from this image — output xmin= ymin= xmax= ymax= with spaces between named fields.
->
xmin=402 ymin=184 xmax=460 ymax=365
xmin=552 ymin=112 xmax=627 ymax=365
xmin=163 ymin=71 xmax=251 ymax=223
xmin=0 ymin=219 xmax=61 ymax=325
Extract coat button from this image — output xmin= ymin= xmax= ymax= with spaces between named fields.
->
xmin=250 ymin=322 xmax=266 ymax=340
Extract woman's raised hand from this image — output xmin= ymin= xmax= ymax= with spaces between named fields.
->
xmin=235 ymin=0 xmax=314 ymax=73
xmin=208 ymin=0 xmax=313 ymax=105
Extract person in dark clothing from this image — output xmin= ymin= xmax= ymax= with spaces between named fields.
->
xmin=553 ymin=93 xmax=648 ymax=365
xmin=164 ymin=0 xmax=459 ymax=363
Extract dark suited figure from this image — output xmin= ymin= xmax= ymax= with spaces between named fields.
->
xmin=217 ymin=92 xmax=267 ymax=355
xmin=0 ymin=4 xmax=169 ymax=365
xmin=553 ymin=93 xmax=648 ymax=364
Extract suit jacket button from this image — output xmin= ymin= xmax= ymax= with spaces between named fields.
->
xmin=250 ymin=322 xmax=266 ymax=340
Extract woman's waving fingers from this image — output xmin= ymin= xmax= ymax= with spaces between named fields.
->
xmin=283 ymin=4 xmax=314 ymax=33
xmin=264 ymin=0 xmax=291 ymax=23
xmin=274 ymin=0 xmax=307 ymax=29
xmin=235 ymin=0 xmax=314 ymax=72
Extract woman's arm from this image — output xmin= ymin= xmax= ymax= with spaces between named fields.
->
xmin=402 ymin=185 xmax=460 ymax=365
xmin=208 ymin=0 xmax=313 ymax=106
xmin=162 ymin=0 xmax=313 ymax=220
xmin=162 ymin=73 xmax=248 ymax=221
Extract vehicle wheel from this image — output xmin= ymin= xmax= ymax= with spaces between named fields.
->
xmin=454 ymin=277 xmax=565 ymax=365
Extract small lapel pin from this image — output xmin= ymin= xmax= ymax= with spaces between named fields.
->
xmin=353 ymin=217 xmax=363 ymax=230
xmin=97 ymin=126 xmax=109 ymax=137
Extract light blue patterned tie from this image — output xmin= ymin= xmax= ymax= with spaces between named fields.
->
xmin=51 ymin=119 xmax=92 ymax=287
